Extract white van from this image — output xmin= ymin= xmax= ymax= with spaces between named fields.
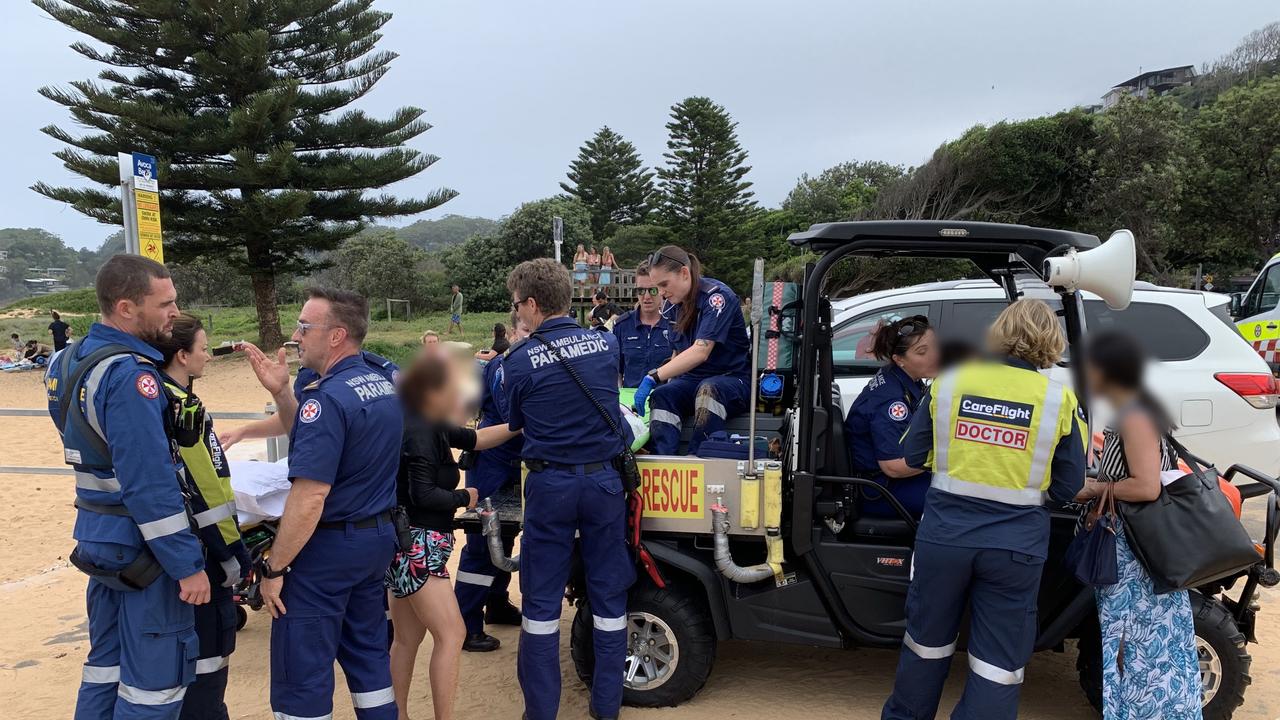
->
xmin=1232 ymin=251 xmax=1280 ymax=370
xmin=832 ymin=278 xmax=1280 ymax=474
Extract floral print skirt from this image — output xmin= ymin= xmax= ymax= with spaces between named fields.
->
xmin=385 ymin=527 xmax=453 ymax=599
xmin=1096 ymin=528 xmax=1203 ymax=720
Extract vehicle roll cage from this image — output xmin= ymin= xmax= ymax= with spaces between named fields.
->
xmin=783 ymin=220 xmax=1100 ymax=647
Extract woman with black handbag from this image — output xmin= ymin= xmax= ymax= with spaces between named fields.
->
xmin=1074 ymin=331 xmax=1202 ymax=719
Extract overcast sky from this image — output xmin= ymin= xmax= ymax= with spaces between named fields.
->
xmin=2 ymin=0 xmax=1275 ymax=249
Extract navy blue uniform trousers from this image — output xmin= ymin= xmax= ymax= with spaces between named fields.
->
xmin=518 ymin=466 xmax=635 ymax=720
xmin=270 ymin=520 xmax=398 ymax=720
xmin=75 ymin=541 xmax=198 ymax=720
xmin=883 ymin=540 xmax=1044 ymax=720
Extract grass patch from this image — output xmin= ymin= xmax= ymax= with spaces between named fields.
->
xmin=1 ymin=288 xmax=511 ymax=364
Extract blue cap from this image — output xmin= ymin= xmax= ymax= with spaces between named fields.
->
xmin=759 ymin=373 xmax=784 ymax=398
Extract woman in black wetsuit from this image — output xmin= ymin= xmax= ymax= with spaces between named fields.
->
xmin=385 ymin=351 xmax=519 ymax=720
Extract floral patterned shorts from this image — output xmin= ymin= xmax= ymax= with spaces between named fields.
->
xmin=384 ymin=527 xmax=453 ymax=598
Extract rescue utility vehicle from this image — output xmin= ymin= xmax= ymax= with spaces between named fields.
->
xmin=470 ymin=221 xmax=1280 ymax=719
xmin=1231 ymin=252 xmax=1280 ymax=373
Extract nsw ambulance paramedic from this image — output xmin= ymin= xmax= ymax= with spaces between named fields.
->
xmin=504 ymin=259 xmax=634 ymax=720
xmin=881 ymin=299 xmax=1087 ymax=720
xmin=612 ymin=260 xmax=672 ymax=387
xmin=258 ymin=288 xmax=402 ymax=720
xmin=48 ymin=255 xmax=210 ymax=720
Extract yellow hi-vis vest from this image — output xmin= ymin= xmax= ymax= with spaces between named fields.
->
xmin=164 ymin=381 xmax=242 ymax=547
xmin=928 ymin=361 xmax=1084 ymax=507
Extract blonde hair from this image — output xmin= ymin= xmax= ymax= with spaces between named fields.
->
xmin=421 ymin=330 xmax=440 ymax=344
xmin=986 ymin=299 xmax=1065 ymax=369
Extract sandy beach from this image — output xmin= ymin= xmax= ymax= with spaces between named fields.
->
xmin=2 ymin=355 xmax=1277 ymax=718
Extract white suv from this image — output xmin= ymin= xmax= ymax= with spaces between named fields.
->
xmin=831 ymin=278 xmax=1280 ymax=475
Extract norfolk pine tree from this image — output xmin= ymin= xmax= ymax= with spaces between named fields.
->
xmin=560 ymin=126 xmax=654 ymax=238
xmin=657 ymin=97 xmax=756 ymax=261
xmin=32 ymin=0 xmax=456 ymax=347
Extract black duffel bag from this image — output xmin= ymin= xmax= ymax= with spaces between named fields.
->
xmin=1119 ymin=435 xmax=1260 ymax=594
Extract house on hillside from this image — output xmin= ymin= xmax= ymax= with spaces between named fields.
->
xmin=1102 ymin=65 xmax=1196 ymax=108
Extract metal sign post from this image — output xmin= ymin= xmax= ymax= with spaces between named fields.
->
xmin=552 ymin=216 xmax=564 ymax=263
xmin=117 ymin=151 xmax=164 ymax=263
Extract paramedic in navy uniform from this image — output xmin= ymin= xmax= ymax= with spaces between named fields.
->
xmin=634 ymin=245 xmax=751 ymax=455
xmin=843 ymin=315 xmax=939 ymax=518
xmin=504 ymin=258 xmax=635 ymax=720
xmin=611 ymin=260 xmax=673 ymax=387
xmin=258 ymin=288 xmax=402 ymax=720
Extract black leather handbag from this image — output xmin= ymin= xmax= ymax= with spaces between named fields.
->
xmin=1119 ymin=435 xmax=1260 ymax=594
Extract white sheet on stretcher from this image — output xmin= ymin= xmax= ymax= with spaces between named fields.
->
xmin=230 ymin=459 xmax=291 ymax=525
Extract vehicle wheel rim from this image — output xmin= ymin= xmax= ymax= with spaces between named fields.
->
xmin=1197 ymin=636 xmax=1222 ymax=706
xmin=623 ymin=612 xmax=679 ymax=691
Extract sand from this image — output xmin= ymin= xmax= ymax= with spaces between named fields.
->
xmin=1 ymin=355 xmax=1277 ymax=719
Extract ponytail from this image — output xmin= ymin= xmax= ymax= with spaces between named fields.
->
xmin=649 ymin=245 xmax=703 ymax=337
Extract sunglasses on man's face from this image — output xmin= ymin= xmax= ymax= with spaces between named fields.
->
xmin=637 ymin=287 xmax=660 ymax=296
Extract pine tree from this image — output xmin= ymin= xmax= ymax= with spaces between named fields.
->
xmin=32 ymin=0 xmax=456 ymax=348
xmin=559 ymin=126 xmax=654 ymax=238
xmin=657 ymin=97 xmax=756 ymax=260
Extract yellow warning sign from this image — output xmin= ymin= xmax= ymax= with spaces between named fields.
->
xmin=135 ymin=189 xmax=164 ymax=264
xmin=640 ymin=461 xmax=705 ymax=519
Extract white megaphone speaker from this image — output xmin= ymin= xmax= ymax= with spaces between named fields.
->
xmin=1042 ymin=229 xmax=1136 ymax=310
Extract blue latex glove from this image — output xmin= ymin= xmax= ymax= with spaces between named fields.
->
xmin=633 ymin=374 xmax=657 ymax=415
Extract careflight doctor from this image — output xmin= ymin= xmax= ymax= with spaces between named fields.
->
xmin=881 ymin=299 xmax=1087 ymax=720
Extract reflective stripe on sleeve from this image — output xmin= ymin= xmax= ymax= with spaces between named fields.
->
xmin=137 ymin=511 xmax=191 ymax=541
xmin=593 ymin=614 xmax=627 ymax=632
xmin=195 ymin=656 xmax=228 ymax=675
xmin=454 ymin=571 xmax=495 ymax=587
xmin=193 ymin=502 xmax=236 ymax=528
xmin=903 ymin=632 xmax=957 ymax=660
xmin=351 ymin=686 xmax=395 ymax=709
xmin=522 ymin=617 xmax=560 ymax=635
xmin=968 ymin=654 xmax=1025 ymax=685
xmin=117 ymin=682 xmax=186 ymax=706
xmin=650 ymin=409 xmax=682 ymax=428
xmin=274 ymin=713 xmax=333 ymax=720
xmin=75 ymin=471 xmax=121 ymax=493
xmin=930 ymin=473 xmax=1045 ymax=506
xmin=82 ymin=664 xmax=120 ymax=684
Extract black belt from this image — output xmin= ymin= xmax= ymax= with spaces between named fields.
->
xmin=525 ymin=459 xmax=610 ymax=474
xmin=317 ymin=511 xmax=391 ymax=531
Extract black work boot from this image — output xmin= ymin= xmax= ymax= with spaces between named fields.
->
xmin=485 ymin=600 xmax=522 ymax=626
xmin=589 ymin=708 xmax=619 ymax=720
xmin=462 ymin=632 xmax=501 ymax=652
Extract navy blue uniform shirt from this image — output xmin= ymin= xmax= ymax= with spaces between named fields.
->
xmin=288 ymin=353 xmax=403 ymax=522
xmin=294 ymin=349 xmax=398 ymax=394
xmin=478 ymin=353 xmax=523 ymax=463
xmin=663 ymin=278 xmax=750 ymax=382
xmin=612 ymin=310 xmax=673 ymax=387
xmin=845 ymin=363 xmax=926 ymax=477
xmin=504 ymin=316 xmax=629 ymax=463
xmin=901 ymin=356 xmax=1086 ymax=559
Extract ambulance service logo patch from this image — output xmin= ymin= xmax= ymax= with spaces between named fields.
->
xmin=135 ymin=373 xmax=159 ymax=399
xmin=299 ymin=399 xmax=322 ymax=424
xmin=887 ymin=401 xmax=909 ymax=421
xmin=708 ymin=293 xmax=725 ymax=315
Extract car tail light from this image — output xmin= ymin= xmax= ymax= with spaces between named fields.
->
xmin=1215 ymin=372 xmax=1280 ymax=409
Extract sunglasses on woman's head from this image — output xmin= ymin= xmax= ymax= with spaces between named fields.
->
xmin=896 ymin=315 xmax=930 ymax=336
xmin=647 ymin=250 xmax=688 ymax=268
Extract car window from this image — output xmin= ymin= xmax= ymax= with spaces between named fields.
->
xmin=1243 ymin=264 xmax=1280 ymax=317
xmin=1083 ymin=300 xmax=1209 ymax=361
xmin=1208 ymin=301 xmax=1237 ymax=332
xmin=833 ymin=304 xmax=930 ymax=373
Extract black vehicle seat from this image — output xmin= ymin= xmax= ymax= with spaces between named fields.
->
xmin=676 ymin=411 xmax=787 ymax=455
xmin=850 ymin=515 xmax=916 ymax=540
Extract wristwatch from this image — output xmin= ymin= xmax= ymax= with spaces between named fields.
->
xmin=647 ymin=369 xmax=663 ymax=384
xmin=257 ymin=557 xmax=291 ymax=579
